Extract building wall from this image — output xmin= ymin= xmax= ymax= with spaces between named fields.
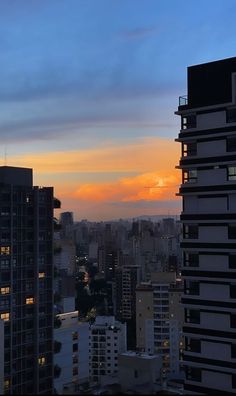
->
xmin=54 ymin=311 xmax=89 ymax=394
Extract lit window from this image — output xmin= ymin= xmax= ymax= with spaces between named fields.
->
xmin=0 ymin=287 xmax=10 ymax=295
xmin=72 ymin=332 xmax=78 ymax=340
xmin=228 ymin=166 xmax=236 ymax=181
xmin=38 ymin=356 xmax=46 ymax=366
xmin=181 ymin=114 xmax=196 ymax=129
xmin=4 ymin=379 xmax=10 ymax=390
xmin=26 ymin=297 xmax=34 ymax=305
xmin=1 ymin=312 xmax=9 ymax=321
xmin=0 ymin=246 xmax=10 ymax=255
xmin=182 ymin=142 xmax=197 ymax=157
xmin=38 ymin=272 xmax=45 ymax=278
xmin=183 ymin=169 xmax=197 ymax=183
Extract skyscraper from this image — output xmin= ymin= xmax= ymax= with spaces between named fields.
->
xmin=0 ymin=166 xmax=57 ymax=394
xmin=176 ymin=57 xmax=236 ymax=394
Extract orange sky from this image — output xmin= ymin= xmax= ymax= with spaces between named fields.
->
xmin=9 ymin=136 xmax=181 ymax=220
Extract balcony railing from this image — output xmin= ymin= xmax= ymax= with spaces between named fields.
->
xmin=179 ymin=95 xmax=188 ymax=106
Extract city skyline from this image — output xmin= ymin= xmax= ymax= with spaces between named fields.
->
xmin=1 ymin=0 xmax=236 ymax=220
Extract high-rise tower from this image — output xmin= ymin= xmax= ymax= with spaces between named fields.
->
xmin=176 ymin=57 xmax=236 ymax=394
xmin=0 ymin=166 xmax=58 ymax=394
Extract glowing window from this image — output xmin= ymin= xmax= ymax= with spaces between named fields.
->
xmin=0 ymin=287 xmax=10 ymax=295
xmin=26 ymin=297 xmax=34 ymax=305
xmin=72 ymin=331 xmax=78 ymax=340
xmin=4 ymin=379 xmax=10 ymax=390
xmin=0 ymin=246 xmax=10 ymax=255
xmin=38 ymin=356 xmax=46 ymax=366
xmin=1 ymin=312 xmax=10 ymax=321
xmin=38 ymin=272 xmax=45 ymax=278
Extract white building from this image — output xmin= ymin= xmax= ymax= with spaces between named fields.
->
xmin=136 ymin=273 xmax=184 ymax=380
xmin=176 ymin=56 xmax=236 ymax=394
xmin=89 ymin=316 xmax=127 ymax=385
xmin=54 ymin=311 xmax=89 ymax=394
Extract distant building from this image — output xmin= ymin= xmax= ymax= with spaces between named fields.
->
xmin=89 ymin=316 xmax=127 ymax=385
xmin=118 ymin=351 xmax=161 ymax=394
xmin=176 ymin=56 xmax=236 ymax=394
xmin=115 ymin=263 xmax=141 ymax=322
xmin=136 ymin=272 xmax=184 ymax=379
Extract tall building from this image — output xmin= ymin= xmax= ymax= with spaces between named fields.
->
xmin=136 ymin=272 xmax=183 ymax=379
xmin=0 ymin=166 xmax=57 ymax=394
xmin=176 ymin=57 xmax=236 ymax=394
xmin=115 ymin=262 xmax=141 ymax=322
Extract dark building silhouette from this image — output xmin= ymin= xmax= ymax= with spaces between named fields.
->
xmin=0 ymin=166 xmax=57 ymax=394
xmin=176 ymin=57 xmax=236 ymax=394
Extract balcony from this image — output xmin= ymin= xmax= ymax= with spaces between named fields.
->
xmin=179 ymin=95 xmax=188 ymax=106
xmin=53 ymin=198 xmax=61 ymax=209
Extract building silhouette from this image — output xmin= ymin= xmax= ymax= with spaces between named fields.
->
xmin=176 ymin=57 xmax=236 ymax=394
xmin=0 ymin=166 xmax=57 ymax=394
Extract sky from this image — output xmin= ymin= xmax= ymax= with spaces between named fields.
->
xmin=1 ymin=0 xmax=236 ymax=221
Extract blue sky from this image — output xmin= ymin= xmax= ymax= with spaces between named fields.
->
xmin=1 ymin=0 xmax=236 ymax=219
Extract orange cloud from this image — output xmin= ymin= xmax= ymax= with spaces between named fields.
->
xmin=8 ymin=136 xmax=179 ymax=174
xmin=73 ymin=171 xmax=180 ymax=202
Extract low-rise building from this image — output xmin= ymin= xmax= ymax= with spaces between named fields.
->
xmin=118 ymin=351 xmax=161 ymax=394
xmin=54 ymin=311 xmax=89 ymax=394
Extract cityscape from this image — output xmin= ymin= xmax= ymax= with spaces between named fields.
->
xmin=1 ymin=0 xmax=236 ymax=395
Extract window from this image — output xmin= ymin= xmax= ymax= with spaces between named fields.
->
xmin=185 ymin=309 xmax=200 ymax=324
xmin=230 ymin=284 xmax=236 ymax=299
xmin=0 ymin=246 xmax=10 ymax=255
xmin=4 ymin=379 xmax=10 ymax=391
xmin=232 ymin=344 xmax=236 ymax=358
xmin=233 ymin=374 xmax=236 ymax=389
xmin=183 ymin=169 xmax=197 ymax=183
xmin=73 ymin=355 xmax=78 ymax=364
xmin=181 ymin=114 xmax=196 ymax=129
xmin=229 ymin=225 xmax=236 ymax=239
xmin=229 ymin=254 xmax=236 ymax=269
xmin=183 ymin=224 xmax=198 ymax=239
xmin=228 ymin=166 xmax=236 ymax=181
xmin=1 ymin=312 xmax=9 ymax=321
xmin=227 ymin=136 xmax=236 ymax=152
xmin=186 ymin=367 xmax=201 ymax=382
xmin=184 ymin=252 xmax=199 ymax=267
xmin=230 ymin=314 xmax=236 ymax=328
xmin=186 ymin=280 xmax=199 ymax=296
xmin=73 ymin=367 xmax=78 ymax=376
xmin=26 ymin=297 xmax=34 ymax=305
xmin=226 ymin=108 xmax=236 ymax=123
xmin=182 ymin=142 xmax=197 ymax=157
xmin=72 ymin=332 xmax=78 ymax=340
xmin=38 ymin=357 xmax=46 ymax=366
xmin=38 ymin=272 xmax=45 ymax=278
xmin=73 ymin=344 xmax=78 ymax=352
xmin=186 ymin=337 xmax=201 ymax=353
xmin=0 ymin=287 xmax=10 ymax=295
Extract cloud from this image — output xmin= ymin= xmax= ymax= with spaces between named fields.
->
xmin=72 ymin=171 xmax=180 ymax=203
xmin=8 ymin=136 xmax=179 ymax=174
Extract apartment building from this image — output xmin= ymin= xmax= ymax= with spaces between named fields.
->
xmin=0 ymin=166 xmax=56 ymax=394
xmin=89 ymin=316 xmax=127 ymax=385
xmin=176 ymin=57 xmax=236 ymax=394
